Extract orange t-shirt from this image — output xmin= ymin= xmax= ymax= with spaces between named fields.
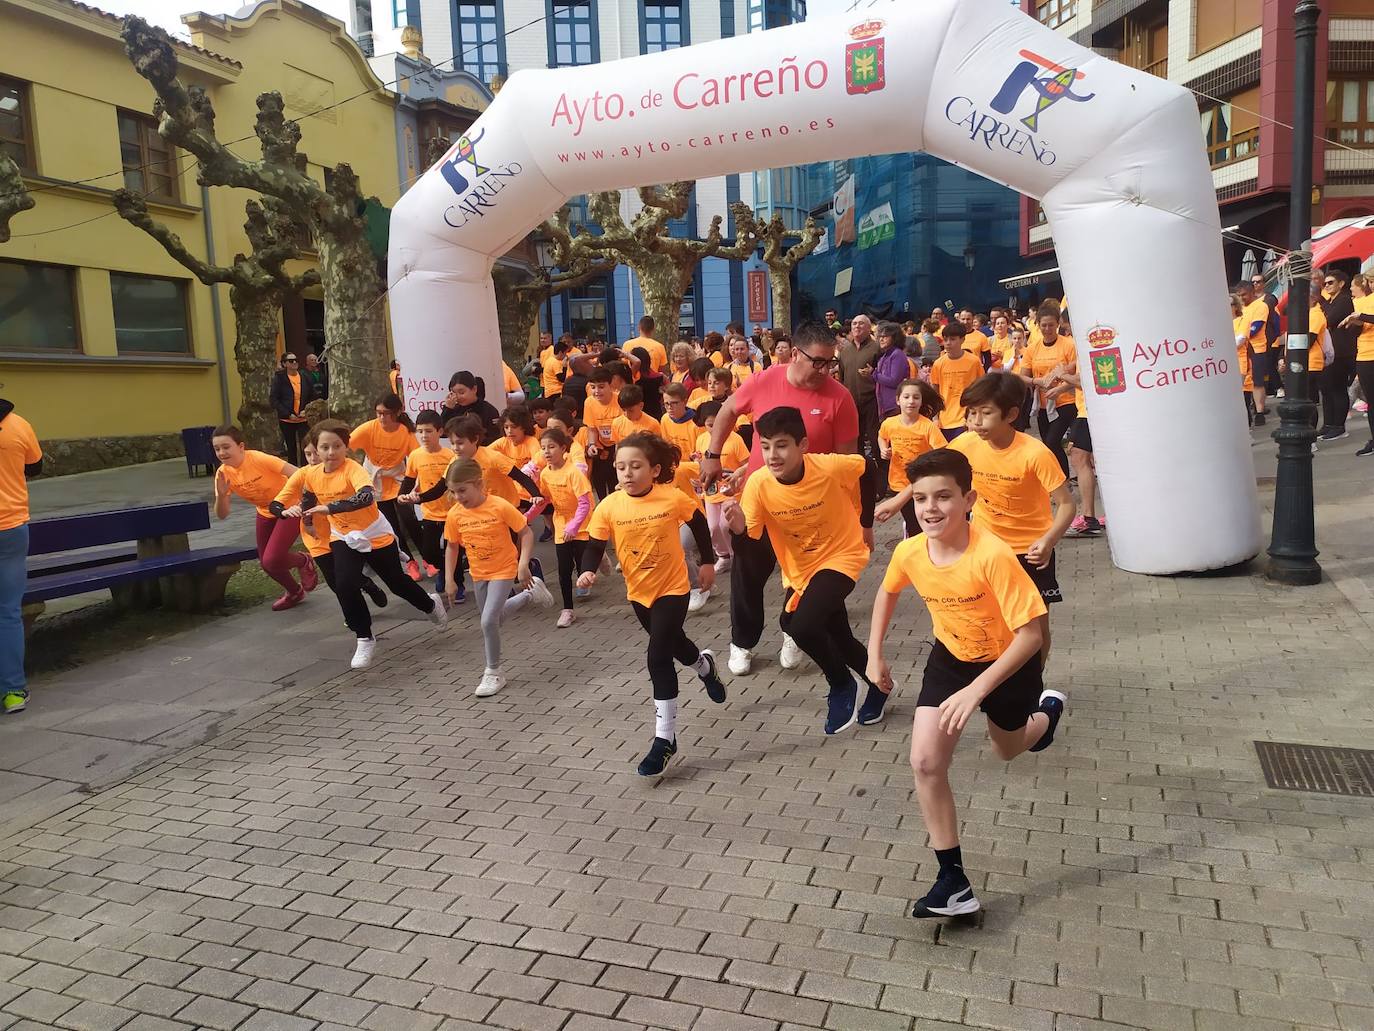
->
xmin=536 ymin=461 xmax=593 ymax=544
xmin=695 ymin=430 xmax=749 ymax=504
xmin=882 ymin=524 xmax=1047 ymax=663
xmin=1024 ymin=335 xmax=1077 ymax=410
xmin=1354 ymin=294 xmax=1374 ymax=362
xmin=298 ymin=509 xmax=332 ymax=558
xmin=502 ymin=362 xmax=521 ymax=396
xmin=687 ymin=387 xmax=713 ymax=409
xmin=949 ymin=431 xmax=1066 ymax=553
xmin=878 ymin=415 xmax=946 ymax=492
xmin=404 ymin=445 xmax=456 ymax=521
xmin=739 ymin=453 xmax=869 ymax=599
xmin=491 ymin=435 xmax=541 ymax=499
xmin=1308 ymin=303 xmax=1327 ymax=375
xmin=275 ymin=459 xmax=393 ymax=549
xmin=583 ymin=395 xmax=622 ymax=453
xmin=987 ymin=333 xmax=1013 ymax=369
xmin=930 ymin=353 xmax=984 ymax=429
xmin=443 ymin=495 xmax=526 ymax=581
xmin=586 ymin=484 xmax=699 ymax=606
xmin=220 ymin=450 xmax=292 ymax=519
xmin=673 ymin=459 xmax=706 ymax=515
xmin=624 ymin=336 xmax=669 ymax=372
xmin=473 ymin=445 xmax=522 ymax=506
xmin=611 ymin=412 xmax=663 ymax=444
xmin=286 ymin=373 xmax=305 ymax=422
xmin=351 ymin=419 xmax=418 ymax=501
xmin=1234 ymin=316 xmax=1254 ymax=392
xmin=963 ymin=330 xmax=990 ymax=358
xmin=389 ymin=369 xmax=401 ymax=394
xmin=541 ymin=351 xmax=565 ymax=397
xmin=660 ymin=413 xmax=700 ymax=462
xmin=729 ymin=360 xmax=761 ymax=391
xmin=1243 ymin=297 xmax=1271 ymax=354
xmin=0 ymin=411 xmax=42 ymax=532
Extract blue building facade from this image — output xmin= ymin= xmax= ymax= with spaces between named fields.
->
xmin=794 ymin=154 xmax=1023 ymax=325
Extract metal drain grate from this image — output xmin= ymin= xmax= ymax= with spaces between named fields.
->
xmin=1255 ymin=742 xmax=1374 ymax=797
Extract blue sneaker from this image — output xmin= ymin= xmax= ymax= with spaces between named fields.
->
xmin=637 ymin=736 xmax=677 ymax=778
xmin=857 ymin=682 xmax=889 ymax=726
xmin=698 ymin=650 xmax=726 ymax=704
xmin=912 ymin=874 xmax=980 ymax=918
xmin=824 ymin=680 xmax=858 ymax=735
xmin=1029 ymin=689 xmax=1066 ymax=752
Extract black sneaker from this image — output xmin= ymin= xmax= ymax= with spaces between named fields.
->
xmin=361 ymin=577 xmax=388 ymax=607
xmin=912 ymin=874 xmax=980 ymax=918
xmin=1358 ymin=440 xmax=1374 ymax=457
xmin=637 ymin=736 xmax=677 ymax=778
xmin=857 ymin=682 xmax=890 ymax=725
xmin=1029 ymin=689 xmax=1067 ymax=753
xmin=1253 ymin=412 xmax=1266 ymax=426
xmin=825 ymin=680 xmax=859 ymax=735
xmin=1319 ymin=427 xmax=1349 ymax=442
xmin=698 ymin=650 xmax=727 ymax=704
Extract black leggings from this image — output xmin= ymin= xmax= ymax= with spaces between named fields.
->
xmin=330 ymin=541 xmax=433 ymax=639
xmin=898 ymin=497 xmax=920 ymax=538
xmin=631 ymin=594 xmax=699 ymax=701
xmin=1321 ymin=353 xmax=1355 ymax=430
xmin=377 ymin=499 xmax=423 ymax=562
xmin=1013 ymin=388 xmax=1034 ymax=432
xmin=1358 ymin=360 xmax=1374 ymax=439
xmin=590 ymin=456 xmax=617 ymax=499
xmin=779 ymin=570 xmax=870 ymax=694
xmin=419 ymin=519 xmax=445 ymax=570
xmin=728 ymin=526 xmax=778 ymax=650
xmin=279 ymin=420 xmax=307 ymax=465
xmin=1036 ymin=403 xmax=1076 ymax=477
xmin=555 ymin=539 xmax=588 ymax=609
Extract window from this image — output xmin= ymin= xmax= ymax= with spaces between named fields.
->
xmin=392 ymin=0 xmax=418 ymax=28
xmin=747 ymin=0 xmax=764 ymax=32
xmin=1201 ymin=88 xmax=1260 ymax=167
xmin=1327 ymin=79 xmax=1374 ymax=147
xmin=1035 ymin=0 xmax=1077 ymax=29
xmin=565 ymin=193 xmax=590 ymax=225
xmin=1193 ymin=0 xmax=1261 ymax=55
xmin=747 ymin=0 xmax=804 ymax=31
xmin=0 ymin=77 xmax=33 ymax=173
xmin=0 ymin=260 xmax=79 ymax=351
xmin=549 ymin=1 xmax=597 ymax=67
xmin=111 ymin=273 xmax=190 ymax=354
xmin=454 ymin=3 xmax=506 ymax=85
xmin=642 ymin=1 xmax=688 ymax=53
xmin=118 ymin=111 xmax=179 ymax=203
xmin=568 ymin=282 xmax=608 ymax=341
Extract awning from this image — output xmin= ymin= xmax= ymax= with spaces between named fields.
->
xmin=999 ymin=265 xmax=1060 ymax=289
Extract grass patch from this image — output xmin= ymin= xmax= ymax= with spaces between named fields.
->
xmin=26 ymin=563 xmax=282 ymax=678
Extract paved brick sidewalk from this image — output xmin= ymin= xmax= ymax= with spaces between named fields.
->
xmin=2 ymin=516 xmax=1373 ymax=1031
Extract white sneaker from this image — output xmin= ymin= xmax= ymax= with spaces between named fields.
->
xmin=728 ymin=644 xmax=753 ymax=675
xmin=714 ymin=556 xmax=733 ymax=574
xmin=527 ymin=576 xmax=555 ymax=609
xmin=688 ymin=588 xmax=710 ymax=613
xmin=779 ymin=633 xmax=806 ymax=670
xmin=475 ymin=669 xmax=506 ymax=697
xmin=427 ymin=593 xmax=448 ymax=627
xmin=350 ymin=637 xmax=376 ymax=670
xmin=557 ymin=608 xmax=575 ymax=628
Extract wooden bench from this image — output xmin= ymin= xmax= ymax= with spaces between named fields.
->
xmin=24 ymin=502 xmax=259 ymax=624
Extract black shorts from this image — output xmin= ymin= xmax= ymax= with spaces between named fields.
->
xmin=941 ymin=426 xmax=966 ymax=443
xmin=1016 ymin=551 xmax=1062 ymax=604
xmin=1249 ymin=346 xmax=1275 ymax=382
xmin=1068 ymin=417 xmax=1092 ymax=454
xmin=918 ymin=639 xmax=1044 ymax=731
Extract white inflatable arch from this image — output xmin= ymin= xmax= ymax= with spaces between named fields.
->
xmin=387 ymin=0 xmax=1262 ymax=575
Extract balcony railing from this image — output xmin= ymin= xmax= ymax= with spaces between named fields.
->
xmin=1207 ymin=126 xmax=1259 ymax=168
xmin=1143 ymin=56 xmax=1167 ymax=78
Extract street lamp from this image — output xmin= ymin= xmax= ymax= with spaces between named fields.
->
xmin=533 ymin=237 xmax=557 ymax=336
xmin=1266 ymin=0 xmax=1322 ymax=586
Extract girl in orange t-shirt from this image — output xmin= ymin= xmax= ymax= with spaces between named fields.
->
xmin=212 ymin=426 xmax=317 ymax=611
xmin=576 ymin=432 xmax=727 ymax=778
xmin=352 ymin=394 xmax=423 ymax=577
xmin=531 ymin=426 xmax=595 ymax=627
xmin=273 ymin=419 xmax=446 ymax=671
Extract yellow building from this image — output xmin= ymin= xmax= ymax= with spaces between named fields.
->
xmin=0 ymin=0 xmax=401 ymax=471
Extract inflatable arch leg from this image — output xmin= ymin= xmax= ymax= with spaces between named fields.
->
xmin=387 ymin=0 xmax=1262 ymax=575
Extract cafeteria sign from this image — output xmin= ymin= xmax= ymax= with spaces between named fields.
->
xmin=858 ymin=203 xmax=895 ymax=250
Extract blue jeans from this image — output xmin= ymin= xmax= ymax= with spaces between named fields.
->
xmin=0 ymin=523 xmax=28 ymax=698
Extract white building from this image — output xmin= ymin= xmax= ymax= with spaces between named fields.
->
xmin=348 ymin=0 xmax=810 ymax=338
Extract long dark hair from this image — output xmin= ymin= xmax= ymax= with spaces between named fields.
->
xmin=449 ymin=370 xmax=487 ymax=401
xmin=375 ymin=393 xmax=415 ymax=431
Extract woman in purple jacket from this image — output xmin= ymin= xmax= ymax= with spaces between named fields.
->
xmin=871 ymin=322 xmax=915 ymax=419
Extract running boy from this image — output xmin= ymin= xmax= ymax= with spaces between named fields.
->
xmin=583 ymin=367 xmax=622 ymax=497
xmin=611 ymin=385 xmax=662 ymax=442
xmin=398 ymin=409 xmax=457 ymax=595
xmin=877 ymin=380 xmax=946 ymax=538
xmin=868 ymin=448 xmax=1065 ymax=919
xmin=878 ymin=372 xmax=1074 ymax=668
xmin=533 ymin=426 xmax=595 ymax=628
xmin=660 ymin=383 xmax=699 ymax=461
xmin=442 ymin=458 xmax=553 ymax=697
xmin=722 ymin=407 xmax=884 ymax=733
xmin=577 ymin=433 xmax=726 ymax=778
xmin=929 ymin=323 xmax=983 ymax=442
xmin=694 ymin=400 xmax=749 ymax=572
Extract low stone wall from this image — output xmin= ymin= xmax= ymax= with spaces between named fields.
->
xmin=38 ymin=433 xmax=187 ymax=478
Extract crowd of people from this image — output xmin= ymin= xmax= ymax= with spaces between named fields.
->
xmin=209 ymin=303 xmax=1112 ymax=920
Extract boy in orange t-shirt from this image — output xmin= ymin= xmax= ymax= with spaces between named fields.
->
xmin=398 ymin=410 xmax=457 ymax=590
xmin=867 ymin=448 xmax=1064 ymax=921
xmin=724 ymin=406 xmax=882 ymax=735
xmin=929 ymin=323 xmax=984 ymax=442
xmin=577 ymin=432 xmax=725 ymax=779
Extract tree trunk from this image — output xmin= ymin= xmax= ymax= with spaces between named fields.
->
xmin=493 ymin=267 xmax=543 ymax=367
xmin=636 ymin=259 xmax=690 ymax=344
xmin=229 ymin=284 xmax=285 ymax=452
xmin=315 ymin=233 xmax=388 ymax=427
xmin=0 ymin=153 xmax=35 ymax=244
xmin=768 ymin=267 xmax=794 ymax=334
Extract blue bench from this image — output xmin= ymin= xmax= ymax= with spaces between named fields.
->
xmin=24 ymin=502 xmax=258 ymax=622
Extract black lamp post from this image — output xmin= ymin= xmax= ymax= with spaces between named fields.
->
xmin=1265 ymin=0 xmax=1322 ymax=586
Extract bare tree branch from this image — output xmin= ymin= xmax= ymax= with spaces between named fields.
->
xmin=0 ymin=153 xmax=36 ymax=244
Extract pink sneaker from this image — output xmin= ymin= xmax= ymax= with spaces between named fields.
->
xmin=557 ymin=609 xmax=575 ymax=629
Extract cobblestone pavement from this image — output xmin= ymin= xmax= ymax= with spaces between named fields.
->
xmin=3 ymin=498 xmax=1374 ymax=1031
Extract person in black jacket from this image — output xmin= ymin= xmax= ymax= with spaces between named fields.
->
xmin=1318 ymin=269 xmax=1358 ymax=440
xmin=439 ymin=371 xmax=502 ymax=444
xmin=269 ymin=353 xmax=316 ymax=463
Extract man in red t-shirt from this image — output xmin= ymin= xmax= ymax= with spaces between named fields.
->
xmin=700 ymin=322 xmax=861 ymax=676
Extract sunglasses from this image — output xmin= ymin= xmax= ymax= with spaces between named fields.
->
xmin=794 ymin=346 xmax=841 ymax=372
xmin=1324 ymin=279 xmax=1336 ymax=285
